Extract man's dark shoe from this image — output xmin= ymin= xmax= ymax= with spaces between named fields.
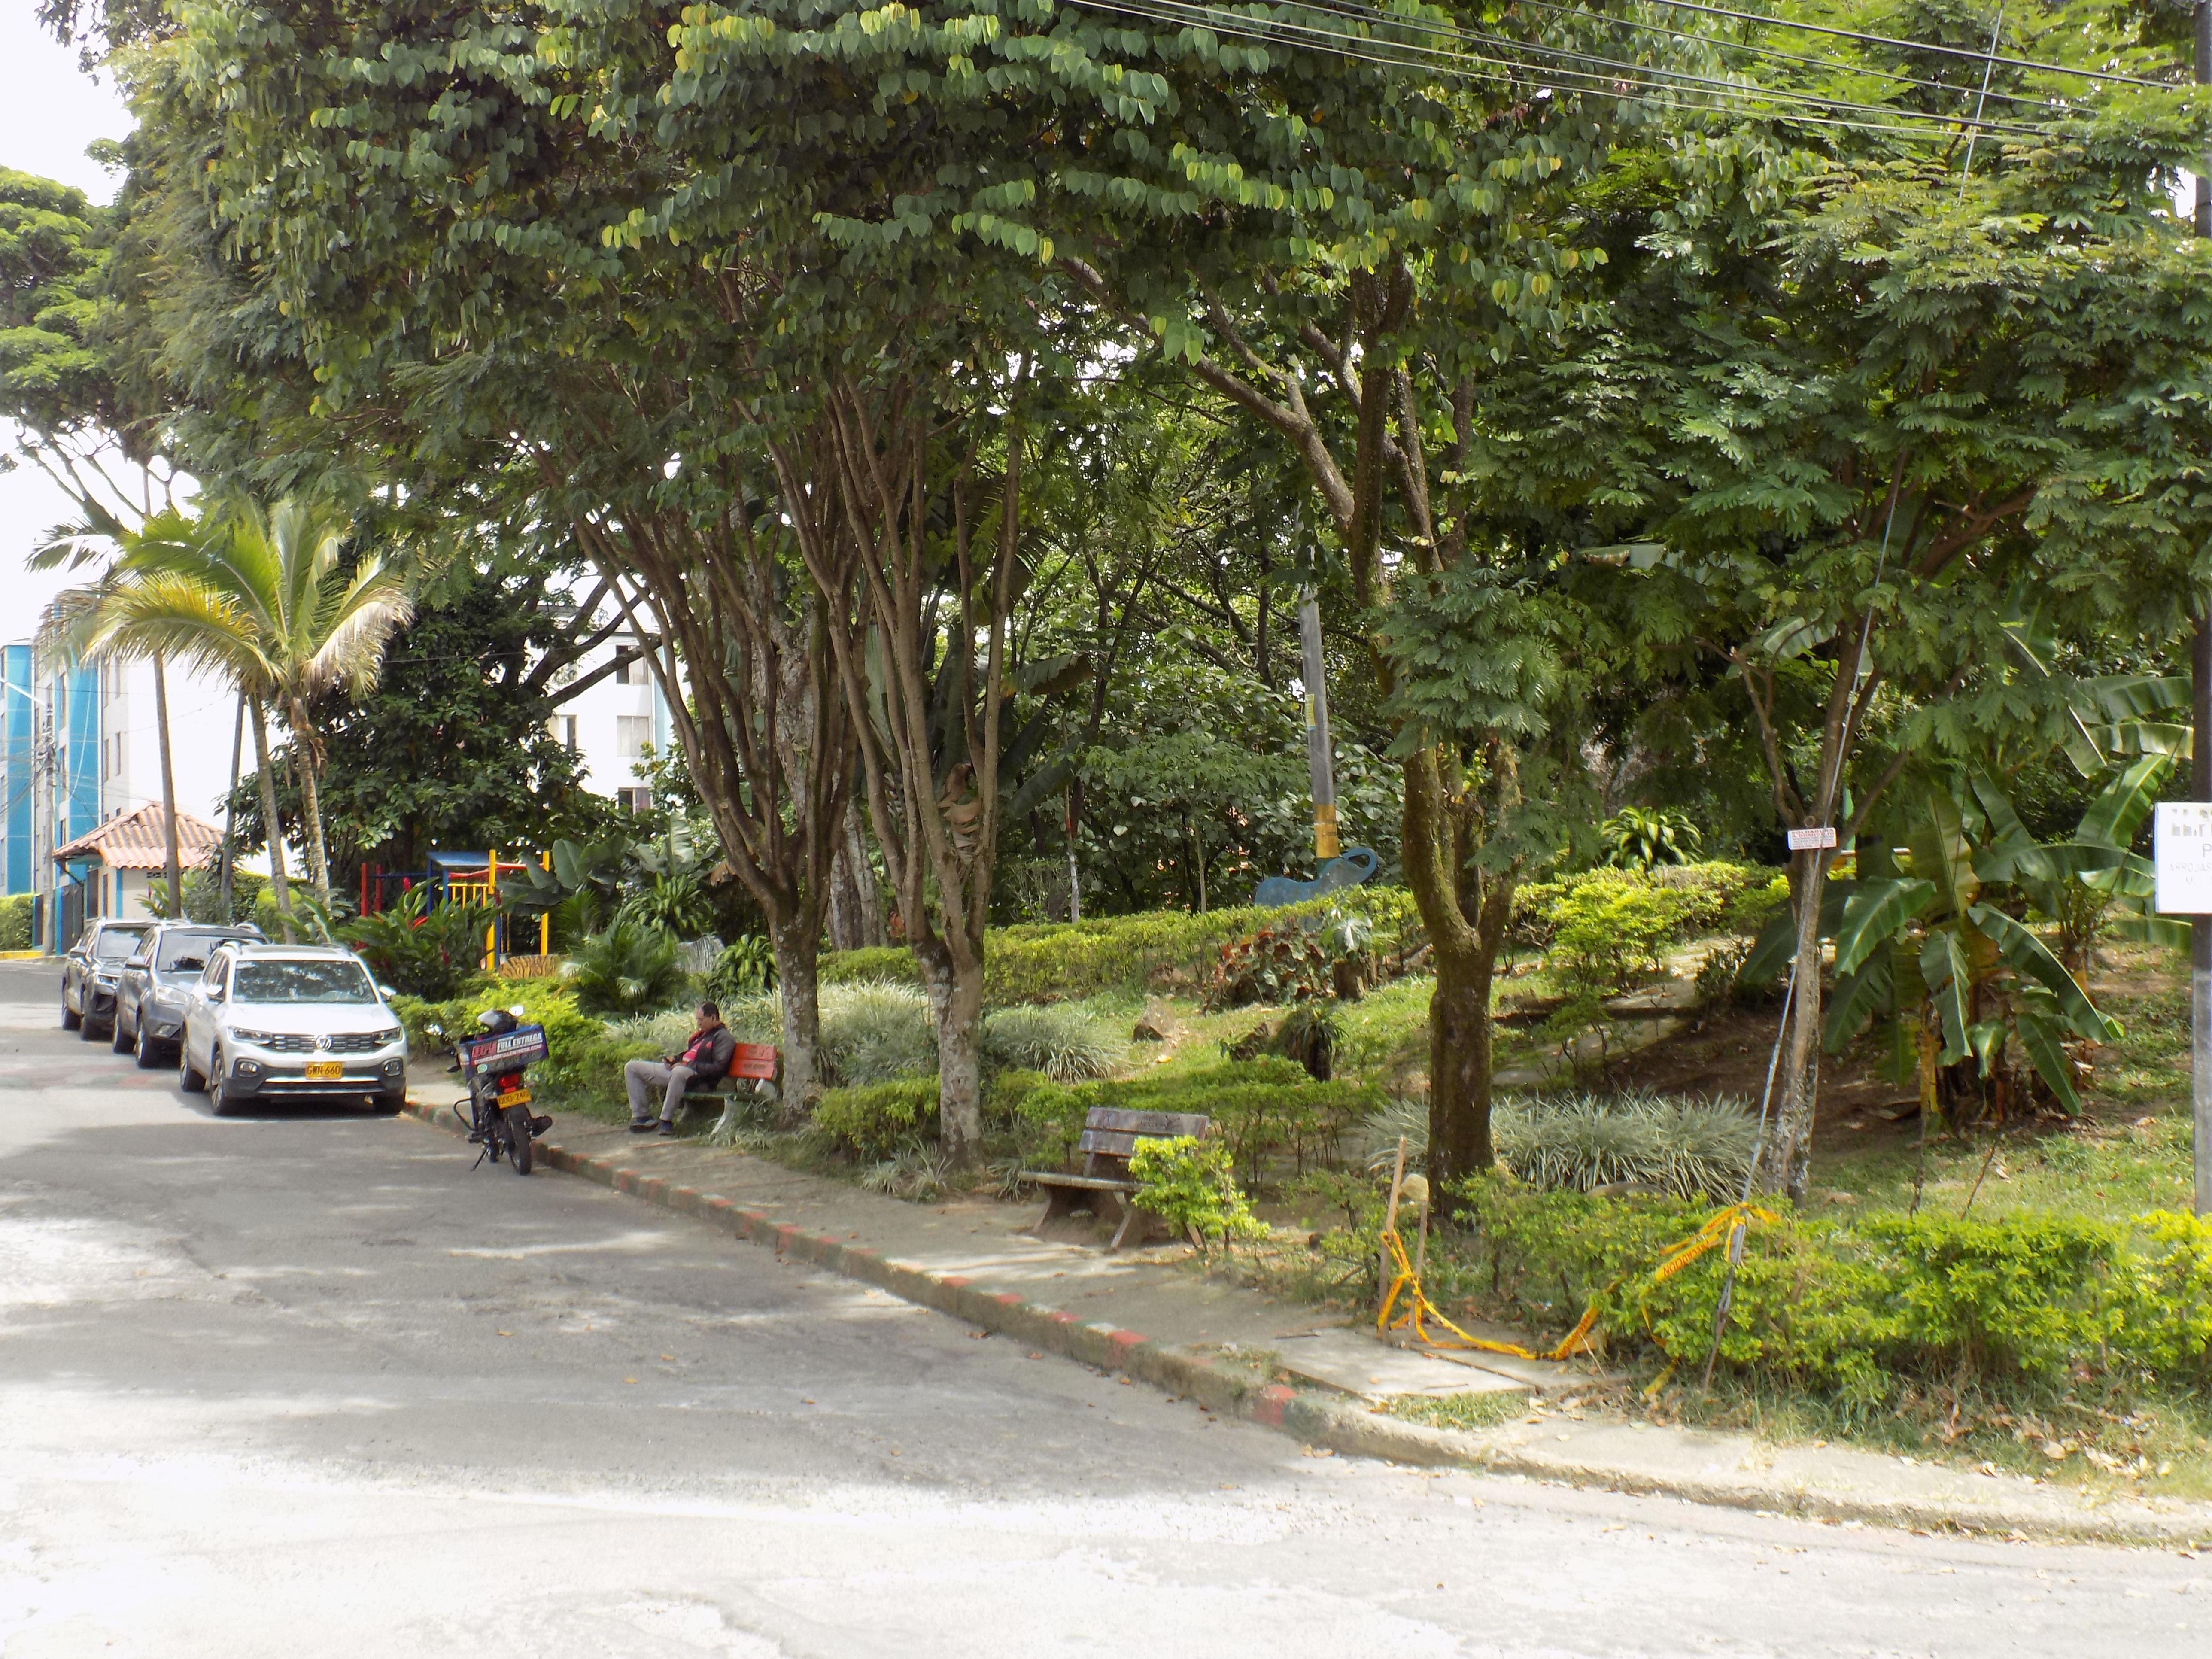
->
xmin=628 ymin=1119 xmax=656 ymax=1134
xmin=657 ymin=1120 xmax=678 ymax=1137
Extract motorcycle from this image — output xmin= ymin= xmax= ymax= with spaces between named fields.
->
xmin=428 ymin=1006 xmax=553 ymax=1176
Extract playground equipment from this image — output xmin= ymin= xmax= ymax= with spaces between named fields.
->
xmin=356 ymin=850 xmax=553 ymax=968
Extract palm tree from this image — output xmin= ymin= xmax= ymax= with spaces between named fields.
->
xmin=84 ymin=495 xmax=414 ymax=911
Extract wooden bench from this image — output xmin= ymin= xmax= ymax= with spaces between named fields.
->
xmin=1023 ymin=1106 xmax=1211 ymax=1251
xmin=679 ymin=1042 xmax=780 ymax=1124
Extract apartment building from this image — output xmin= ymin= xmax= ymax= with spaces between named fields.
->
xmin=0 ymin=643 xmax=243 ymax=945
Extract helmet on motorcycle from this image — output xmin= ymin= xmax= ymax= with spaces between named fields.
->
xmin=474 ymin=1007 xmax=519 ymax=1035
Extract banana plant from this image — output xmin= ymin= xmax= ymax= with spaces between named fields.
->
xmin=1819 ymin=787 xmax=2121 ymax=1118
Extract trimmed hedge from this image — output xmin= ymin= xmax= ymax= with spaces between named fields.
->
xmin=819 ymin=887 xmax=1425 ymax=1004
xmin=1449 ymin=1177 xmax=2212 ymax=1404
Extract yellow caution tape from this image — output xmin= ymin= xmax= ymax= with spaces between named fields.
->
xmin=1375 ymin=1200 xmax=1778 ymax=1371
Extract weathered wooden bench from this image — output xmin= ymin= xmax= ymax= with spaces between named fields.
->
xmin=1023 ymin=1106 xmax=1211 ymax=1251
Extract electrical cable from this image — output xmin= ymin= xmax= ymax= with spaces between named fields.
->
xmin=1087 ymin=0 xmax=2068 ymax=138
xmin=1498 ymin=0 xmax=2077 ymax=114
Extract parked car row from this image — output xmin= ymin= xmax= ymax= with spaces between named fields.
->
xmin=62 ymin=918 xmax=411 ymax=1115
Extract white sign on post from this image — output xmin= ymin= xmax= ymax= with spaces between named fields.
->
xmin=2154 ymin=802 xmax=2212 ymax=916
xmin=1785 ymin=826 xmax=1838 ymax=851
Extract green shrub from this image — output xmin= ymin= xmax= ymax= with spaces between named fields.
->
xmin=813 ymin=1077 xmax=939 ymax=1161
xmin=822 ymin=980 xmax=934 ymax=1083
xmin=338 ymin=885 xmax=503 ymax=1000
xmin=1514 ymin=862 xmax=1776 ymax=957
xmin=1130 ymin=1136 xmax=1268 ymax=1254
xmin=708 ymin=936 xmax=777 ymax=1000
xmin=565 ymin=915 xmax=687 ymax=1015
xmin=986 ymin=1067 xmax=1051 ymax=1125
xmin=1451 ymin=1178 xmax=2212 ymax=1405
xmin=0 ymin=893 xmax=31 ymax=951
xmin=818 ymin=945 xmax=916 ymax=986
xmin=1493 ymin=1090 xmax=1756 ymax=1201
xmin=979 ymin=1003 xmax=1127 ymax=1081
xmin=1547 ymin=871 xmax=1698 ymax=993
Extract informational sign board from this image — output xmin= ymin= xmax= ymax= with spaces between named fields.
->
xmin=2154 ymin=802 xmax=2212 ymax=917
xmin=1786 ymin=826 xmax=1839 ymax=851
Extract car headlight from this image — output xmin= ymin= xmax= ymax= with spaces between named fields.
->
xmin=229 ymin=1027 xmax=281 ymax=1047
xmin=371 ymin=1026 xmax=402 ymax=1045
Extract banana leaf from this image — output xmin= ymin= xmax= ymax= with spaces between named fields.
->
xmin=1967 ymin=903 xmax=2117 ymax=1039
xmin=1824 ymin=952 xmax=1893 ymax=1051
xmin=2014 ymin=1006 xmax=2083 ymax=1114
xmin=1832 ymin=877 xmax=1934 ymax=978
xmin=1741 ymin=880 xmax=1859 ymax=985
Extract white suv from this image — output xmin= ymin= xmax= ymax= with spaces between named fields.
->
xmin=179 ymin=942 xmax=410 ymax=1116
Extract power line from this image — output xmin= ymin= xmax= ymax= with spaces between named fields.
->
xmin=1609 ymin=0 xmax=2171 ymax=89
xmin=1088 ymin=0 xmax=2060 ymax=138
xmin=1500 ymin=0 xmax=2074 ymax=114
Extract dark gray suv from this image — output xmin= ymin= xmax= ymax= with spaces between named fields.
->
xmin=61 ymin=918 xmax=157 ymax=1041
xmin=112 ymin=921 xmax=266 ymax=1067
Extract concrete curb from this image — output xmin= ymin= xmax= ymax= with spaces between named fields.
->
xmin=401 ymin=1101 xmax=2212 ymax=1548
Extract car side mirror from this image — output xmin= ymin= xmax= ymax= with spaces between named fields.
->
xmin=126 ymin=955 xmax=149 ymax=969
xmin=378 ymin=984 xmax=397 ymax=1000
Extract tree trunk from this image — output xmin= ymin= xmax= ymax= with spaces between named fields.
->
xmin=826 ymin=800 xmax=885 ymax=951
xmin=1758 ymin=848 xmax=1830 ymax=1198
xmin=151 ymin=654 xmax=181 ymax=918
xmin=769 ymin=907 xmax=823 ymax=1128
xmin=249 ymin=699 xmax=294 ymax=935
xmin=290 ymin=699 xmax=331 ymax=897
xmin=933 ymin=946 xmax=988 ymax=1167
xmin=219 ymin=693 xmax=243 ymax=921
xmin=1427 ymin=884 xmax=1513 ymax=1185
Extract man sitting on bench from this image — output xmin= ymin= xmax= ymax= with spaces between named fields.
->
xmin=626 ymin=1001 xmax=736 ymax=1136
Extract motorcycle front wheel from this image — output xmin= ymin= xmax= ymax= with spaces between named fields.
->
xmin=503 ymin=1104 xmax=534 ymax=1175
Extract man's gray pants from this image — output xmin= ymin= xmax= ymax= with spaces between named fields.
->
xmin=624 ymin=1058 xmax=699 ymax=1124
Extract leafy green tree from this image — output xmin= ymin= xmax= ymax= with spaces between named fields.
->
xmin=1523 ymin=33 xmax=2212 ymax=1191
xmin=230 ymin=568 xmax=620 ymax=890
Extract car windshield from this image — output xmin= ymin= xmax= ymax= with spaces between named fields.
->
xmin=232 ymin=960 xmax=378 ymax=1005
xmin=158 ymin=932 xmax=242 ymax=972
xmin=93 ymin=927 xmax=152 ymax=960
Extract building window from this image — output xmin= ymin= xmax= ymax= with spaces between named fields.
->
xmin=618 ymin=786 xmax=653 ymax=814
xmin=616 ymin=715 xmax=652 ymax=760
xmin=614 ymin=654 xmax=639 ymax=685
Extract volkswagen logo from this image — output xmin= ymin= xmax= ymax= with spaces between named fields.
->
xmin=315 ymin=1035 xmax=332 ymax=1052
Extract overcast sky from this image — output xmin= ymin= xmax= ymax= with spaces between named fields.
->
xmin=0 ymin=5 xmax=134 ymax=641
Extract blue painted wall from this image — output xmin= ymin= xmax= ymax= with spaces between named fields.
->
xmin=1 ymin=644 xmax=31 ymax=894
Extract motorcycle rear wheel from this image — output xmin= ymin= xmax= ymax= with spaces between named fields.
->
xmin=503 ymin=1104 xmax=533 ymax=1176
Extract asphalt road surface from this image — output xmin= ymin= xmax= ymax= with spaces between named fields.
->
xmin=0 ymin=960 xmax=2201 ymax=1657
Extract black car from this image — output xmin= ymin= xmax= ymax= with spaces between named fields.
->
xmin=60 ymin=918 xmax=158 ymax=1041
xmin=112 ymin=920 xmax=267 ymax=1067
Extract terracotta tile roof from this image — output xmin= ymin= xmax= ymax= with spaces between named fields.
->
xmin=53 ymin=802 xmax=225 ymax=871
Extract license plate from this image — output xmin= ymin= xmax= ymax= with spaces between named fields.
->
xmin=304 ymin=1061 xmax=343 ymax=1081
xmin=498 ymin=1089 xmax=532 ymax=1109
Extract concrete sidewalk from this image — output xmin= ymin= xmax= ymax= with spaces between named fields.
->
xmin=405 ymin=1073 xmax=2212 ymax=1548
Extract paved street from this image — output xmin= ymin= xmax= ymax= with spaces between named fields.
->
xmin=0 ymin=962 xmax=2200 ymax=1657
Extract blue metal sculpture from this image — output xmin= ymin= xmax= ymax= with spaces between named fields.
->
xmin=1252 ymin=845 xmax=1379 ymax=910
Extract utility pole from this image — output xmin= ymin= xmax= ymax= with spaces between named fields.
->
xmin=2196 ymin=0 xmax=2210 ymax=1217
xmin=1298 ymin=587 xmax=1339 ymax=863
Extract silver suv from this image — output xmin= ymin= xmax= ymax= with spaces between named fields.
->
xmin=179 ymin=942 xmax=410 ymax=1116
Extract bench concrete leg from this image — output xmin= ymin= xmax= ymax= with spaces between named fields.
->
xmin=1108 ymin=1201 xmax=1152 ymax=1252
